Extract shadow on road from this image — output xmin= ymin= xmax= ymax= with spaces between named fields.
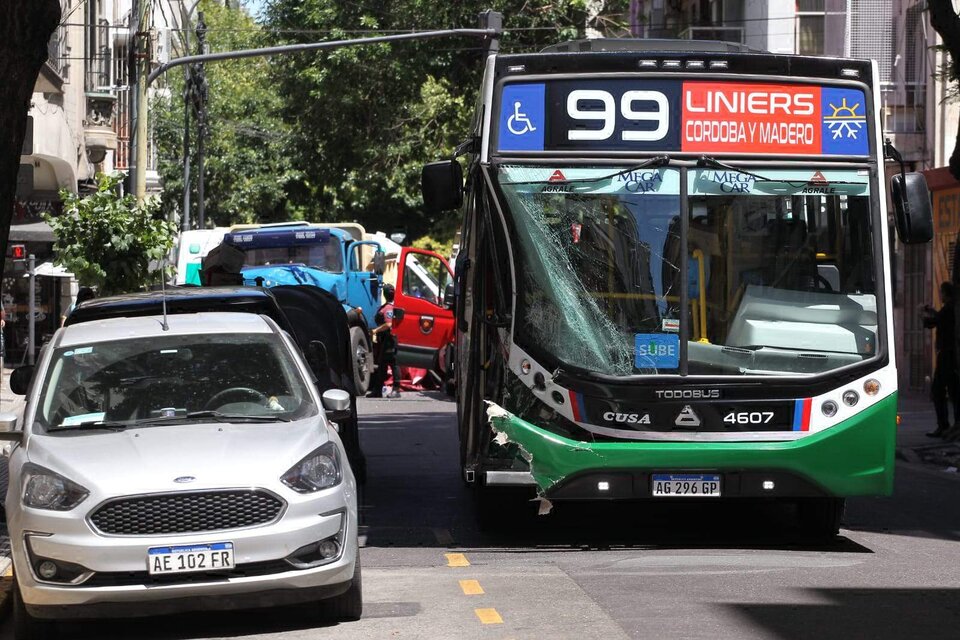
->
xmin=727 ymin=588 xmax=960 ymax=640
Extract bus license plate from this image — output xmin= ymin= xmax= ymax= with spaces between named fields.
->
xmin=148 ymin=542 xmax=234 ymax=575
xmin=651 ymin=474 xmax=721 ymax=497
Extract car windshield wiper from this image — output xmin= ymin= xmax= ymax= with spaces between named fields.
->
xmin=696 ymin=156 xmax=864 ymax=186
xmin=502 ymin=155 xmax=671 ymax=186
xmin=183 ymin=411 xmax=291 ymax=423
xmin=47 ymin=421 xmax=129 ymax=433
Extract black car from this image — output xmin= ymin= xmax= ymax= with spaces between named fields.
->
xmin=64 ymin=285 xmax=367 ymax=482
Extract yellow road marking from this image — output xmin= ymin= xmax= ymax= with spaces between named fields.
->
xmin=445 ymin=552 xmax=470 ymax=567
xmin=459 ymin=579 xmax=484 ymax=595
xmin=475 ymin=608 xmax=503 ymax=624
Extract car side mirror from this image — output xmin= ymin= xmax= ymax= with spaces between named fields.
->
xmin=0 ymin=413 xmax=20 ymax=435
xmin=421 ymin=160 xmax=463 ymax=213
xmin=891 ymin=172 xmax=933 ymax=244
xmin=321 ymin=389 xmax=352 ymax=422
xmin=10 ymin=365 xmax=34 ymax=396
xmin=372 ymin=250 xmax=385 ymax=275
xmin=443 ymin=282 xmax=455 ymax=309
xmin=393 ymin=307 xmax=405 ymax=321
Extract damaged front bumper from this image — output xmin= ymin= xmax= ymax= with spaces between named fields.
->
xmin=486 ymin=393 xmax=897 ymax=501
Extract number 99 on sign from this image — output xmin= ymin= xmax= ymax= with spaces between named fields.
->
xmin=567 ymin=89 xmax=669 ymax=142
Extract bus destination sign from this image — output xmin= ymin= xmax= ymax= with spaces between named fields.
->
xmin=497 ymin=80 xmax=869 ymax=156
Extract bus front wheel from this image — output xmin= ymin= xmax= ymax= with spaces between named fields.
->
xmin=797 ymin=497 xmax=845 ymax=541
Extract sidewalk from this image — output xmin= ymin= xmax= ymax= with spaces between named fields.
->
xmin=896 ymin=392 xmax=960 ymax=474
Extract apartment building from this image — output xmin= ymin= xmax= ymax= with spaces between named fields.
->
xmin=8 ymin=0 xmax=183 ymax=362
xmin=632 ymin=0 xmax=953 ymax=393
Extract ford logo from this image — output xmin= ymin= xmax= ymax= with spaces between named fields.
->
xmin=174 ymin=476 xmax=196 ymax=483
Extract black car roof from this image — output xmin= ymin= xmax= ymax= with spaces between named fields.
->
xmin=63 ymin=286 xmax=292 ymax=332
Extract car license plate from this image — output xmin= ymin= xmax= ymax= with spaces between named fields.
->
xmin=651 ymin=474 xmax=721 ymax=497
xmin=147 ymin=542 xmax=235 ymax=575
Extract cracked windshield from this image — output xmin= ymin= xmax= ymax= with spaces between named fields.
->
xmin=498 ymin=165 xmax=877 ymax=376
xmin=34 ymin=333 xmax=317 ymax=432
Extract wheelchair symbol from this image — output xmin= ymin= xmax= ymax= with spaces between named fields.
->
xmin=507 ymin=101 xmax=537 ymax=135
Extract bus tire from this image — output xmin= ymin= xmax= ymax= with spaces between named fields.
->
xmin=350 ymin=327 xmax=372 ymax=396
xmin=797 ymin=497 xmax=845 ymax=541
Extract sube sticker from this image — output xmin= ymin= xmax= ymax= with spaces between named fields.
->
xmin=635 ymin=333 xmax=680 ymax=369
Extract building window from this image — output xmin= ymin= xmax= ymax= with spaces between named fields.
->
xmin=796 ymin=0 xmax=825 ymax=55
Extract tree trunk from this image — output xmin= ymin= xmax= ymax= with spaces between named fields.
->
xmin=0 ymin=0 xmax=61 ymax=276
xmin=928 ymin=0 xmax=960 ymax=181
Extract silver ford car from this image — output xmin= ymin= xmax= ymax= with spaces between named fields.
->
xmin=0 ymin=312 xmax=360 ymax=638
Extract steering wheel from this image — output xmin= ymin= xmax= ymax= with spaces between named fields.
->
xmin=205 ymin=387 xmax=269 ymax=410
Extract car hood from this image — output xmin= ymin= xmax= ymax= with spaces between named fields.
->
xmin=24 ymin=418 xmax=330 ymax=496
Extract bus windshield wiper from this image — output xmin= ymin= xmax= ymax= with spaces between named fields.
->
xmin=503 ymin=155 xmax=671 ymax=186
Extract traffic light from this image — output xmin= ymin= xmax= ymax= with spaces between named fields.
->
xmin=10 ymin=244 xmax=25 ymax=260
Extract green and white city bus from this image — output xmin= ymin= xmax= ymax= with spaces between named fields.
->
xmin=422 ymin=39 xmax=932 ymax=536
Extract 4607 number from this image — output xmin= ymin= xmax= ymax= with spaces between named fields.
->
xmin=722 ymin=411 xmax=774 ymax=425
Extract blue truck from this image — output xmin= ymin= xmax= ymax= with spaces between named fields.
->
xmin=218 ymin=223 xmax=384 ymax=394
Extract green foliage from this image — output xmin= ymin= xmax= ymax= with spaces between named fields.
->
xmin=45 ymin=174 xmax=177 ymax=296
xmin=154 ymin=0 xmax=303 ymax=227
xmin=262 ymin=0 xmax=628 ymax=240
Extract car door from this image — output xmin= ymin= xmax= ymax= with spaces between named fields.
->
xmin=344 ymin=240 xmax=383 ymax=328
xmin=393 ymin=247 xmax=454 ymax=368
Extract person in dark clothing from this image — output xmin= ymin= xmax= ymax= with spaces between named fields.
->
xmin=923 ymin=282 xmax=959 ymax=438
xmin=369 ymin=284 xmax=401 ymax=398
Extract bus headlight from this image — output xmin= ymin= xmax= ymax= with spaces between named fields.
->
xmin=842 ymin=390 xmax=859 ymax=407
xmin=821 ymin=400 xmax=839 ymax=418
xmin=864 ymin=379 xmax=881 ymax=396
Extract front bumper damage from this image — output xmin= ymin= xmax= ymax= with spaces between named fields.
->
xmin=486 ymin=393 xmax=897 ymax=509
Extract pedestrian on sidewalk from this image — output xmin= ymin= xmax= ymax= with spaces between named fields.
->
xmin=369 ymin=284 xmax=401 ymax=399
xmin=923 ymin=282 xmax=960 ymax=438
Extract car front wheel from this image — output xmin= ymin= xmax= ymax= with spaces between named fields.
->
xmin=13 ymin=582 xmax=59 ymax=640
xmin=325 ymin=557 xmax=362 ymax=621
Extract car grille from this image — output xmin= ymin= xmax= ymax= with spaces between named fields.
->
xmin=89 ymin=490 xmax=285 ymax=535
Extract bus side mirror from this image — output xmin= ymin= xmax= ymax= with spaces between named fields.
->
xmin=891 ymin=172 xmax=933 ymax=245
xmin=372 ymin=250 xmax=385 ymax=275
xmin=443 ymin=282 xmax=455 ymax=309
xmin=421 ymin=160 xmax=463 ymax=213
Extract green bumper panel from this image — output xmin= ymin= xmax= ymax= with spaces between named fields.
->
xmin=488 ymin=392 xmax=898 ymax=498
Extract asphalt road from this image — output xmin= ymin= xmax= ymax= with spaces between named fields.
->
xmin=4 ymin=391 xmax=960 ymax=639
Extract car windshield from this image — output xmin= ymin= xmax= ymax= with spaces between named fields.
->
xmin=34 ymin=332 xmax=318 ymax=432
xmin=497 ymin=164 xmax=878 ymax=377
xmin=242 ymin=237 xmax=343 ymax=273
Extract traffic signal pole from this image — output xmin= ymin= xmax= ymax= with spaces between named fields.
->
xmin=132 ymin=15 xmax=503 ymax=200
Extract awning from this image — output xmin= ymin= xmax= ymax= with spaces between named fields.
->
xmin=8 ymin=221 xmax=55 ymax=243
xmin=21 ymin=262 xmax=73 ymax=278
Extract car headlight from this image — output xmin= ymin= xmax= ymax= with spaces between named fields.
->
xmin=22 ymin=463 xmax=89 ymax=511
xmin=281 ymin=442 xmax=342 ymax=493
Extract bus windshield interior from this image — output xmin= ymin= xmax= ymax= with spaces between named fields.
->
xmin=497 ymin=165 xmax=878 ymax=377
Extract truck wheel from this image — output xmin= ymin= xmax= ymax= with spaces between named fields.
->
xmin=350 ymin=327 xmax=372 ymax=395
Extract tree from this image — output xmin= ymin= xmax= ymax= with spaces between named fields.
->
xmin=0 ymin=0 xmax=60 ymax=275
xmin=43 ymin=174 xmax=178 ymax=296
xmin=262 ymin=0 xmax=628 ymax=242
xmin=154 ymin=0 xmax=302 ymax=227
xmin=930 ymin=0 xmax=960 ymax=180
